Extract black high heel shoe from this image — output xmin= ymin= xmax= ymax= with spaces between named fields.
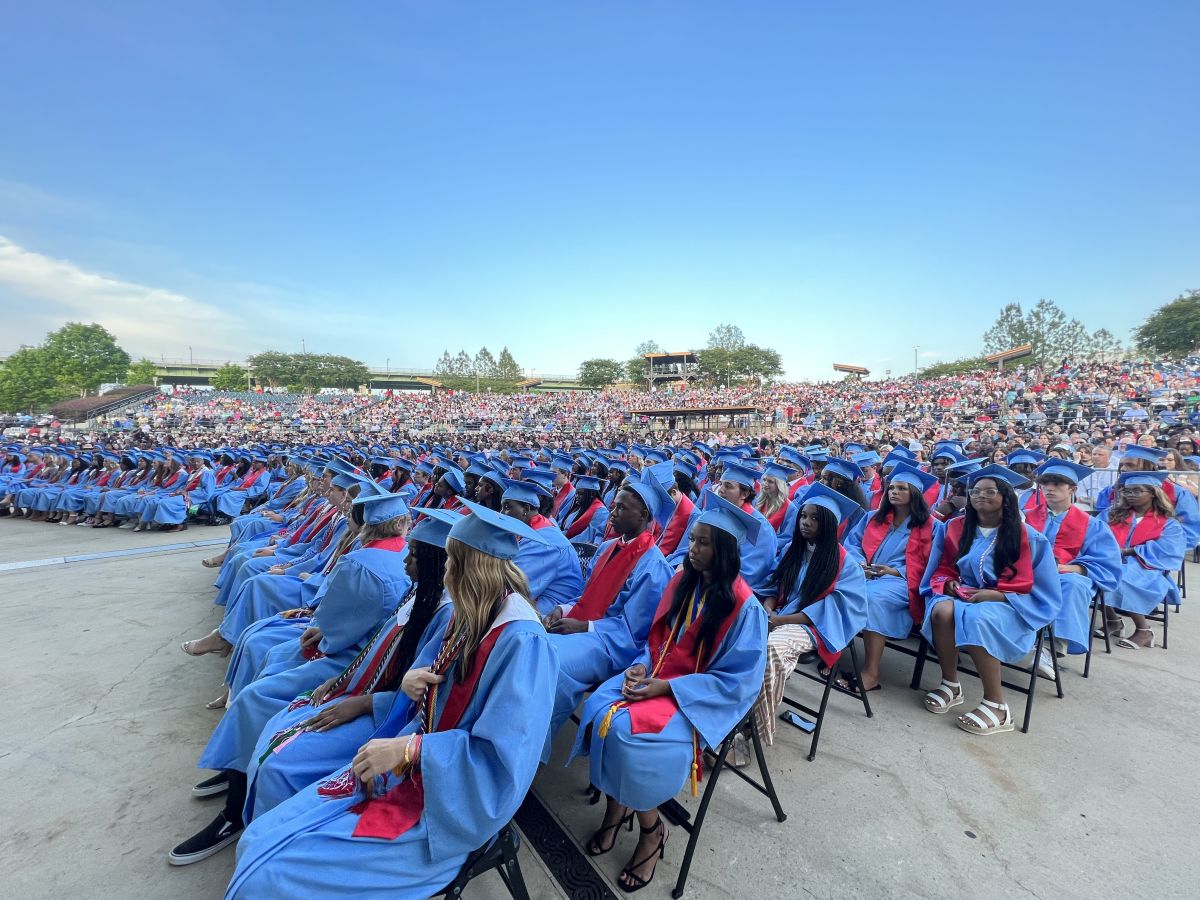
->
xmin=586 ymin=808 xmax=634 ymax=857
xmin=618 ymin=817 xmax=668 ymax=893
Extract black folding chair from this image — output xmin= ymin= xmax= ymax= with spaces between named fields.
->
xmin=571 ymin=541 xmax=598 ymax=573
xmin=1084 ymin=589 xmax=1111 ymax=678
xmin=437 ymin=821 xmax=530 ymax=899
xmin=780 ymin=642 xmax=874 ymax=761
xmin=1145 ymin=575 xmax=1175 ymax=649
xmin=659 ymin=709 xmax=786 ymax=899
xmin=910 ymin=624 xmax=1063 ymax=733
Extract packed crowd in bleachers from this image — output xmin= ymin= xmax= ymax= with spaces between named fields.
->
xmin=0 ymin=354 xmax=1195 ymax=897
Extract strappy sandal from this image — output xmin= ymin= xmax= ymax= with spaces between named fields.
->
xmin=200 ymin=557 xmax=221 ymax=568
xmin=1116 ymin=627 xmax=1156 ymax=651
xmin=923 ymin=680 xmax=963 ymax=714
xmin=1094 ymin=617 xmax=1124 ymax=639
xmin=957 ymin=699 xmax=1014 ymax=735
xmin=587 ymin=808 xmax=634 ymax=856
xmin=618 ymin=817 xmax=668 ymax=894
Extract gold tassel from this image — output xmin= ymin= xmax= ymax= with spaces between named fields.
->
xmin=598 ymin=703 xmax=619 ymax=738
xmin=690 ymin=761 xmax=699 ymax=797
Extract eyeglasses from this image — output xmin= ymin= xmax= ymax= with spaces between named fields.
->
xmin=1120 ymin=486 xmax=1150 ymax=494
xmin=968 ymin=488 xmax=1000 ymax=498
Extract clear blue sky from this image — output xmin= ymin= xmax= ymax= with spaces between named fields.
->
xmin=0 ymin=1 xmax=1196 ymax=379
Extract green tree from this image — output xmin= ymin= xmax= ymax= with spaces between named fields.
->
xmin=707 ymin=323 xmax=746 ymax=351
xmin=452 ymin=350 xmax=473 ymax=377
xmin=918 ymin=355 xmax=990 ymax=378
xmin=247 ymin=351 xmax=300 ymax=388
xmin=434 ymin=351 xmax=455 ymax=377
xmin=0 ymin=345 xmax=65 ymax=413
xmin=695 ymin=342 xmax=782 ymax=386
xmin=212 ymin=362 xmax=249 ymax=391
xmin=1134 ymin=290 xmax=1200 ymax=355
xmin=474 ymin=347 xmax=498 ymax=377
xmin=983 ymin=303 xmax=1030 ymax=354
xmin=983 ymin=299 xmax=1091 ymax=365
xmin=625 ymin=339 xmax=662 ymax=383
xmin=577 ymin=358 xmax=625 ymax=388
xmin=43 ymin=322 xmax=130 ymax=396
xmin=1089 ymin=328 xmax=1124 ymax=360
xmin=495 ymin=347 xmax=522 ymax=380
xmin=126 ymin=358 xmax=159 ymax=385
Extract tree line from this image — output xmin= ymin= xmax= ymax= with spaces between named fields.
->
xmin=577 ymin=325 xmax=784 ymax=389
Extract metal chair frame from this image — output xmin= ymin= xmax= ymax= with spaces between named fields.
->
xmin=780 ymin=642 xmax=874 ymax=761
xmin=437 ymin=821 xmax=530 ymax=900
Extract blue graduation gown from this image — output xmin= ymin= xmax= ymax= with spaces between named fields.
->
xmin=197 ymin=547 xmax=412 ymax=776
xmin=559 ymin=502 xmax=610 ymax=546
xmin=515 ymin=524 xmax=585 ymax=616
xmin=569 ymin=595 xmax=767 ymax=811
xmin=845 ymin=516 xmax=920 ymax=639
xmin=150 ymin=469 xmax=218 ymax=525
xmin=777 ymin=549 xmax=869 ymax=653
xmin=543 ymin=542 xmax=673 ymax=759
xmin=1037 ymin=511 xmax=1122 ymax=653
xmin=1109 ymin=517 xmax=1186 ymax=615
xmin=225 ymin=596 xmax=557 ymax=900
xmin=244 ymin=599 xmax=455 ymax=820
xmin=920 ymin=524 xmax=1062 ymax=663
xmin=666 ymin=494 xmax=779 ymax=594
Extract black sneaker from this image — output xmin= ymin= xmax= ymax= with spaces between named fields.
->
xmin=191 ymin=772 xmax=230 ymax=799
xmin=167 ymin=813 xmax=243 ymax=866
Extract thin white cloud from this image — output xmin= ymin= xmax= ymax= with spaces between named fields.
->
xmin=920 ymin=350 xmax=942 ymax=358
xmin=0 ymin=235 xmax=256 ymax=360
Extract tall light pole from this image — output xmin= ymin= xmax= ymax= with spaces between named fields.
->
xmin=301 ymin=338 xmax=306 ymax=354
xmin=386 ymin=357 xmax=390 ymax=374
xmin=913 ymin=345 xmax=918 ymax=375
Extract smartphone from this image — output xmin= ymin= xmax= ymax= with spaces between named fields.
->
xmin=781 ymin=710 xmax=815 ymax=734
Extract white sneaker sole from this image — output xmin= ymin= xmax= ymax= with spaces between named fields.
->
xmin=167 ymin=831 xmax=240 ymax=866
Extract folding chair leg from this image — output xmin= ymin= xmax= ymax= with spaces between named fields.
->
xmin=498 ymin=854 xmax=531 ymax=900
xmin=909 ymin=636 xmax=929 ymax=690
xmin=1162 ymin=598 xmax=1169 ymax=650
xmin=747 ymin=713 xmax=787 ymax=823
xmin=670 ymin=732 xmax=733 ymax=899
xmin=1021 ymin=629 xmax=1044 ymax=734
xmin=1047 ymin=624 xmax=1064 ymax=699
xmin=807 ymin=664 xmax=838 ymax=762
xmin=1084 ymin=595 xmax=1098 ymax=678
xmin=847 ymin=641 xmax=874 ymax=718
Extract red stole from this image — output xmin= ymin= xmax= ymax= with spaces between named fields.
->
xmin=530 ymin=514 xmax=554 ymax=530
xmin=567 ymin=532 xmax=656 ymax=622
xmin=923 ymin=481 xmax=942 ymax=509
xmin=290 ymin=503 xmax=336 ymax=546
xmin=1109 ymin=513 xmax=1169 ymax=567
xmin=780 ymin=547 xmax=847 ymax=668
xmin=1024 ymin=504 xmax=1090 ymax=566
xmin=215 ymin=464 xmax=234 ymax=483
xmin=95 ymin=470 xmax=114 ymax=488
xmin=624 ymin=573 xmax=753 ymax=736
xmin=565 ymin=499 xmax=604 ymax=540
xmin=930 ymin=517 xmax=1035 ymax=596
xmin=161 ymin=470 xmax=185 ymax=489
xmin=657 ymin=493 xmax=695 ymax=556
xmin=787 ymin=476 xmax=812 ymax=499
xmin=552 ymin=483 xmax=574 ymax=517
xmin=185 ymin=469 xmax=206 ymax=491
xmin=350 ymin=622 xmax=513 ymax=840
xmin=237 ymin=467 xmax=264 ymax=490
xmin=861 ymin=514 xmax=934 ymax=623
xmin=766 ymin=499 xmax=790 ymax=533
xmin=1162 ymin=481 xmax=1178 ymax=505
xmin=362 ymin=535 xmax=407 ymax=552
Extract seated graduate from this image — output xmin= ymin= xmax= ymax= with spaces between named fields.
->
xmin=751 ymin=483 xmax=867 ymax=747
xmin=842 ymin=462 xmax=937 ymax=692
xmin=569 ymin=491 xmax=767 ymax=894
xmin=1099 ymin=470 xmax=1186 ymax=650
xmin=223 ymin=499 xmax=558 ymax=899
xmin=920 ymin=465 xmax=1062 ymax=736
xmin=242 ymin=507 xmax=457 ymax=820
xmin=1097 ymin=445 xmax=1200 ymax=548
xmin=208 ymin=455 xmax=273 ymax=524
xmin=754 ymin=461 xmax=799 ymax=539
xmin=139 ymin=450 xmax=218 ymax=532
xmin=500 ymin=477 xmax=584 ymax=616
xmin=542 ymin=467 xmax=674 ymax=756
xmin=815 ymin=456 xmax=869 ymax=539
xmin=558 ymin=475 xmax=610 ymax=544
xmin=665 ymin=460 xmax=778 ymax=594
xmin=169 ymin=486 xmax=414 ymax=866
xmin=472 ymin=468 xmax=506 ymax=511
xmin=1023 ymin=459 xmax=1122 ymax=674
xmin=549 ymin=453 xmax=577 ymax=519
xmin=656 ymin=458 xmax=697 ymax=556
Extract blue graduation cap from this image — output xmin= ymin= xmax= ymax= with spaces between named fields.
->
xmin=466 ymin=461 xmax=491 ymax=478
xmin=777 ymin=446 xmax=811 ymax=470
xmin=351 ymin=486 xmax=410 ymax=524
xmin=852 ymin=450 xmax=882 ymax=467
xmin=622 ymin=464 xmax=674 ymax=530
xmin=1120 ymin=445 xmax=1167 ymax=465
xmin=762 ymin=462 xmax=793 ymax=483
xmin=501 ymin=478 xmax=546 ymax=508
xmin=931 ymin=445 xmax=967 ymax=464
xmin=796 ymin=482 xmax=861 ymax=523
xmin=881 ymin=448 xmax=915 ymax=471
xmin=551 ymin=454 xmax=575 ymax=473
xmin=331 ymin=470 xmax=366 ymax=490
xmin=575 ymin=475 xmax=603 ymax=492
xmin=844 ymin=442 xmax=867 ymax=454
xmin=608 ymin=459 xmax=631 ymax=475
xmin=945 ymin=458 xmax=984 ymax=480
xmin=644 ymin=449 xmax=669 ymax=465
xmin=440 ymin=468 xmax=466 ymax=495
xmin=1117 ymin=470 xmax=1168 ymax=489
xmin=695 ymin=489 xmax=761 ymax=545
xmin=1035 ymin=459 xmax=1093 ymax=485
xmin=523 ymin=468 xmax=558 ymax=493
xmin=965 ymin=464 xmax=1030 ymax=489
xmin=822 ymin=456 xmax=865 ymax=482
xmin=886 ymin=461 xmax=938 ymax=494
xmin=1005 ymin=449 xmax=1047 ymax=468
xmin=407 ymin=506 xmax=459 ymax=548
xmin=448 ymin=498 xmax=548 ymax=560
xmin=720 ymin=461 xmax=762 ymax=489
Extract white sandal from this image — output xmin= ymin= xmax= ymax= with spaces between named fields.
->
xmin=923 ymin=680 xmax=964 ymax=714
xmin=957 ymin=699 xmax=1014 ymax=735
xmin=1115 ymin=628 xmax=1156 ymax=651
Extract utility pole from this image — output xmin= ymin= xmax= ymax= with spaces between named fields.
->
xmin=913 ymin=346 xmax=918 ymax=375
